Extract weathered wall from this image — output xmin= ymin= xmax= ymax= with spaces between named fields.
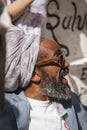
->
xmin=46 ymin=0 xmax=87 ymax=106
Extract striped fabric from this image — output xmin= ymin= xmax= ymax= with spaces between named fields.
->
xmin=5 ymin=26 xmax=41 ymax=91
xmin=5 ymin=0 xmax=48 ymax=91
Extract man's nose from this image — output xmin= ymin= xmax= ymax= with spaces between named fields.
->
xmin=64 ymin=61 xmax=70 ymax=68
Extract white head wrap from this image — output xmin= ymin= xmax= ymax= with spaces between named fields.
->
xmin=5 ymin=0 xmax=48 ymax=91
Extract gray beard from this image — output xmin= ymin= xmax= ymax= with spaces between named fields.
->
xmin=41 ymin=72 xmax=72 ymax=101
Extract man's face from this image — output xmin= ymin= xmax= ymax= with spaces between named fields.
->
xmin=37 ymin=48 xmax=72 ymax=101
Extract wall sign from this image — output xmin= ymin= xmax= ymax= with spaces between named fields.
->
xmin=46 ymin=0 xmax=87 ymax=106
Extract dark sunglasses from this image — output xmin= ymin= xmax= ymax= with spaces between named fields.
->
xmin=36 ymin=49 xmax=66 ymax=68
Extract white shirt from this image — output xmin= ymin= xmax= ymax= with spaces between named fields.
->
xmin=27 ymin=98 xmax=70 ymax=130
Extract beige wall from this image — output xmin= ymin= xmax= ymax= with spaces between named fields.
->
xmin=46 ymin=0 xmax=87 ymax=106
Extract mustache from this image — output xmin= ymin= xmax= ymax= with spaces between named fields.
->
xmin=41 ymin=77 xmax=72 ymax=101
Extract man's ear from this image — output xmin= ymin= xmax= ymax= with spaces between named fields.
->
xmin=31 ymin=70 xmax=41 ymax=83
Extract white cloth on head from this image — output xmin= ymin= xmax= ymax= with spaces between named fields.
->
xmin=30 ymin=0 xmax=48 ymax=17
xmin=5 ymin=0 xmax=48 ymax=91
xmin=5 ymin=26 xmax=41 ymax=91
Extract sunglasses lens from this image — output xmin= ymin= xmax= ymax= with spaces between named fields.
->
xmin=36 ymin=49 xmax=66 ymax=67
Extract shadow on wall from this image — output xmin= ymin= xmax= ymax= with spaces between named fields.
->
xmin=46 ymin=0 xmax=87 ymax=106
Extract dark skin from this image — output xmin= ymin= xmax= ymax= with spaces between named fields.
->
xmin=24 ymin=38 xmax=71 ymax=101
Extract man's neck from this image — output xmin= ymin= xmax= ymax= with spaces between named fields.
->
xmin=24 ymin=84 xmax=49 ymax=101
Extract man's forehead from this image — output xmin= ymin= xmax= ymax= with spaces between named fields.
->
xmin=40 ymin=38 xmax=60 ymax=50
xmin=40 ymin=43 xmax=60 ymax=52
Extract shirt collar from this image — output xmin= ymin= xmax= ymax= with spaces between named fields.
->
xmin=53 ymin=102 xmax=67 ymax=117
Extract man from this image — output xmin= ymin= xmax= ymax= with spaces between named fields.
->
xmin=2 ymin=38 xmax=87 ymax=130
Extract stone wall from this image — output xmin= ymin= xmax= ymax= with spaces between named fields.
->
xmin=46 ymin=0 xmax=87 ymax=106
